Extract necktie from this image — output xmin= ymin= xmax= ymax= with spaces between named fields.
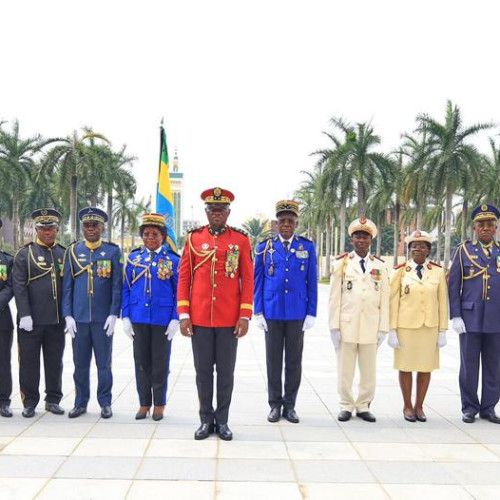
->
xmin=283 ymin=240 xmax=289 ymax=253
xmin=149 ymin=251 xmax=156 ymax=261
xmin=484 ymin=246 xmax=491 ymax=258
xmin=360 ymin=258 xmax=366 ymax=273
xmin=416 ymin=264 xmax=423 ymax=279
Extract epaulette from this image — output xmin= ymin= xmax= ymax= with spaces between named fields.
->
xmin=105 ymin=241 xmax=119 ymax=247
xmin=258 ymin=237 xmax=271 ymax=245
xmin=373 ymin=255 xmax=385 ymax=262
xmin=188 ymin=226 xmax=204 ymax=234
xmin=429 ymin=261 xmax=442 ymax=268
xmin=130 ymin=246 xmax=143 ymax=253
xmin=335 ymin=252 xmax=348 ymax=260
xmin=296 ymin=235 xmax=313 ymax=243
xmin=1 ymin=250 xmax=13 ymax=258
xmin=231 ymin=226 xmax=248 ymax=236
xmin=56 ymin=243 xmax=66 ymax=250
xmin=394 ymin=262 xmax=406 ymax=270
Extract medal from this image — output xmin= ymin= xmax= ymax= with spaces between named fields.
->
xmin=202 ymin=243 xmax=209 ymax=250
xmin=347 ymin=281 xmax=352 ymax=290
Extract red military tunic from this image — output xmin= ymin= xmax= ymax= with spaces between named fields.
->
xmin=177 ymin=225 xmax=254 ymax=327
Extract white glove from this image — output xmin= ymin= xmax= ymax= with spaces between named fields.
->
xmin=65 ymin=316 xmax=77 ymax=339
xmin=166 ymin=319 xmax=180 ymax=340
xmin=303 ymin=315 xmax=315 ymax=330
xmin=438 ymin=330 xmax=447 ymax=348
xmin=451 ymin=317 xmax=466 ymax=334
xmin=19 ymin=316 xmax=34 ymax=332
xmin=377 ymin=332 xmax=386 ymax=347
xmin=122 ymin=317 xmax=134 ymax=340
xmin=388 ymin=330 xmax=400 ymax=349
xmin=254 ymin=314 xmax=268 ymax=331
xmin=104 ymin=315 xmax=117 ymax=337
xmin=330 ymin=329 xmax=341 ymax=351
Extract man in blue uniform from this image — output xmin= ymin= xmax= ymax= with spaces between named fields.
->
xmin=449 ymin=203 xmax=500 ymax=424
xmin=62 ymin=207 xmax=123 ymax=419
xmin=0 ymin=218 xmax=14 ymax=418
xmin=254 ymin=200 xmax=317 ymax=423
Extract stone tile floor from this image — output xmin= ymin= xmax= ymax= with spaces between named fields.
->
xmin=1 ymin=284 xmax=499 ymax=499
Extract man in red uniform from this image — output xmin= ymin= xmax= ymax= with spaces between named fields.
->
xmin=178 ymin=187 xmax=254 ymax=441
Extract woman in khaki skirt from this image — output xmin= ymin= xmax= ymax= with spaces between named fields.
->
xmin=388 ymin=230 xmax=448 ymax=422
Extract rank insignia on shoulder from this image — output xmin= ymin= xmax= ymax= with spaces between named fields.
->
xmin=335 ymin=252 xmax=348 ymax=260
xmin=231 ymin=226 xmax=248 ymax=236
xmin=429 ymin=261 xmax=442 ymax=268
xmin=373 ymin=255 xmax=385 ymax=262
xmin=394 ymin=262 xmax=406 ymax=270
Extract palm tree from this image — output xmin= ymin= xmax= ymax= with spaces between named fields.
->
xmin=0 ymin=120 xmax=58 ymax=248
xmin=113 ymin=195 xmax=147 ymax=253
xmin=242 ymin=217 xmax=273 ymax=253
xmin=417 ymin=101 xmax=493 ymax=268
xmin=41 ymin=128 xmax=109 ymax=241
xmin=327 ymin=118 xmax=394 ymax=217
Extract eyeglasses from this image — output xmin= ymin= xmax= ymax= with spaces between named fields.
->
xmin=205 ymin=206 xmax=229 ymax=213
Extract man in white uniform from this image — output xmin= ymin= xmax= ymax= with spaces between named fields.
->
xmin=328 ymin=217 xmax=389 ymax=422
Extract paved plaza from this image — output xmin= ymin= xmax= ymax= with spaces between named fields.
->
xmin=0 ymin=284 xmax=499 ymax=499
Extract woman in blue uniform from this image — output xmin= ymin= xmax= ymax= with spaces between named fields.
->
xmin=122 ymin=213 xmax=179 ymax=421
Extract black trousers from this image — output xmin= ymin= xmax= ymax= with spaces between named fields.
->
xmin=191 ymin=326 xmax=238 ymax=425
xmin=0 ymin=329 xmax=13 ymax=405
xmin=265 ymin=320 xmax=304 ymax=410
xmin=18 ymin=324 xmax=65 ymax=408
xmin=132 ymin=323 xmax=172 ymax=406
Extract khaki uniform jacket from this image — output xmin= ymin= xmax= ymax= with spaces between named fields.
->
xmin=328 ymin=252 xmax=390 ymax=344
xmin=390 ymin=260 xmax=448 ymax=331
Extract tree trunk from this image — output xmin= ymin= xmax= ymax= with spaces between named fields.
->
xmin=416 ymin=198 xmax=423 ymax=229
xmin=120 ymin=216 xmax=125 ymax=254
xmin=443 ymin=183 xmax=453 ymax=269
xmin=461 ymin=199 xmax=468 ymax=242
xmin=324 ymin=216 xmax=332 ymax=278
xmin=339 ymin=198 xmax=346 ymax=253
xmin=12 ymin=192 xmax=20 ymax=250
xmin=393 ymin=201 xmax=400 ymax=267
xmin=70 ymin=175 xmax=78 ymax=241
xmin=107 ymin=191 xmax=113 ymax=241
xmin=315 ymin=225 xmax=321 ymax=261
xmin=357 ymin=180 xmax=366 ymax=216
xmin=436 ymin=210 xmax=442 ymax=264
xmin=376 ymin=212 xmax=382 ymax=256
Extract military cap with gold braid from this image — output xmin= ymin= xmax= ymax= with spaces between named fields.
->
xmin=471 ymin=203 xmax=500 ymax=222
xmin=276 ymin=200 xmax=299 ymax=217
xmin=31 ymin=208 xmax=61 ymax=227
xmin=348 ymin=216 xmax=377 ymax=238
xmin=201 ymin=187 xmax=235 ymax=204
xmin=79 ymin=207 xmax=108 ymax=224
xmin=405 ymin=229 xmax=433 ymax=246
xmin=139 ymin=213 xmax=166 ymax=230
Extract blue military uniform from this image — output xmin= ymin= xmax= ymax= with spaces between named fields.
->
xmin=62 ymin=208 xmax=122 ymax=410
xmin=448 ymin=203 xmax=500 ymax=419
xmin=122 ymin=242 xmax=179 ymax=407
xmin=254 ymin=200 xmax=318 ymax=416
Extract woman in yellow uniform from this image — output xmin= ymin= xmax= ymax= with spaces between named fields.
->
xmin=388 ymin=230 xmax=448 ymax=422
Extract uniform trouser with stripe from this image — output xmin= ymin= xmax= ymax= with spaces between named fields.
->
xmin=459 ymin=331 xmax=500 ymax=417
xmin=73 ymin=322 xmax=113 ymax=408
xmin=0 ymin=329 xmax=13 ymax=405
xmin=265 ymin=319 xmax=304 ymax=410
xmin=18 ymin=324 xmax=65 ymax=408
xmin=132 ymin=323 xmax=172 ymax=406
xmin=338 ymin=341 xmax=377 ymax=413
xmin=191 ymin=326 xmax=238 ymax=425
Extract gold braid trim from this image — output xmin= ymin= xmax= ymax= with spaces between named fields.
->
xmin=69 ymin=244 xmax=94 ymax=296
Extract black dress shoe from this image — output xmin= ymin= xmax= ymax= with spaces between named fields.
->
xmin=22 ymin=407 xmax=35 ymax=418
xmin=462 ymin=413 xmax=475 ymax=423
xmin=480 ymin=413 xmax=500 ymax=424
xmin=415 ymin=411 xmax=427 ymax=423
xmin=338 ymin=410 xmax=352 ymax=422
xmin=357 ymin=411 xmax=376 ymax=423
xmin=68 ymin=407 xmax=87 ymax=419
xmin=135 ymin=406 xmax=150 ymax=420
xmin=268 ymin=407 xmax=281 ymax=423
xmin=403 ymin=409 xmax=417 ymax=422
xmin=283 ymin=408 xmax=299 ymax=423
xmin=194 ymin=422 xmax=215 ymax=440
xmin=217 ymin=423 xmax=233 ymax=441
xmin=101 ymin=406 xmax=113 ymax=419
xmin=45 ymin=403 xmax=65 ymax=415
xmin=0 ymin=405 xmax=13 ymax=418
